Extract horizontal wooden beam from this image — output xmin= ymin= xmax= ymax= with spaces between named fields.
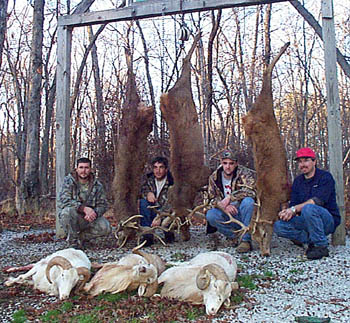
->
xmin=58 ymin=0 xmax=289 ymax=27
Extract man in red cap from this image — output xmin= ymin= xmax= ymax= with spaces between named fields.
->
xmin=206 ymin=148 xmax=256 ymax=253
xmin=274 ymin=147 xmax=340 ymax=260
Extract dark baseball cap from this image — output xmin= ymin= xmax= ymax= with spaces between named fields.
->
xmin=220 ymin=149 xmax=238 ymax=161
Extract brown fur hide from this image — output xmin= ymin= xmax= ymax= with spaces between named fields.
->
xmin=242 ymin=43 xmax=291 ymax=256
xmin=160 ymin=34 xmax=209 ymax=240
xmin=112 ymin=60 xmax=153 ymax=224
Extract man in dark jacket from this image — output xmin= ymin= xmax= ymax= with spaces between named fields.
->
xmin=274 ymin=147 xmax=340 ymax=260
xmin=57 ymin=157 xmax=111 ymax=248
xmin=139 ymin=156 xmax=174 ymax=246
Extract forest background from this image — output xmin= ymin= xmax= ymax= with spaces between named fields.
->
xmin=0 ymin=0 xmax=349 ymax=222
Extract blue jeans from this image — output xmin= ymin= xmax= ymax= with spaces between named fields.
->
xmin=274 ymin=204 xmax=335 ymax=247
xmin=206 ymin=197 xmax=254 ymax=241
xmin=139 ymin=198 xmax=157 ymax=227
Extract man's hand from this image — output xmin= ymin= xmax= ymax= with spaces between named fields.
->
xmin=217 ymin=196 xmax=231 ymax=209
xmin=83 ymin=206 xmax=97 ymax=222
xmin=278 ymin=208 xmax=294 ymax=221
xmin=151 ymin=218 xmax=161 ymax=227
xmin=146 ymin=192 xmax=157 ymax=204
xmin=225 ymin=204 xmax=238 ymax=216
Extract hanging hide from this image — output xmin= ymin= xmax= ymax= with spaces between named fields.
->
xmin=112 ymin=52 xmax=154 ymax=225
xmin=160 ymin=34 xmax=209 ymax=241
xmin=242 ymin=42 xmax=291 ymax=256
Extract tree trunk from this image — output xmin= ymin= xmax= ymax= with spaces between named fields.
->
xmin=136 ymin=20 xmax=158 ymax=139
xmin=0 ymin=0 xmax=8 ymax=69
xmin=19 ymin=0 xmax=44 ymax=215
xmin=40 ymin=76 xmax=56 ymax=195
xmin=88 ymin=25 xmax=108 ymax=186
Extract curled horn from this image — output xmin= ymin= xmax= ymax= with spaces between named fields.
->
xmin=196 ymin=266 xmax=211 ymax=290
xmin=75 ymin=267 xmax=91 ymax=291
xmin=143 ymin=280 xmax=158 ymax=297
xmin=132 ymin=249 xmax=153 ymax=265
xmin=196 ymin=264 xmax=229 ymax=290
xmin=46 ymin=256 xmax=72 ymax=284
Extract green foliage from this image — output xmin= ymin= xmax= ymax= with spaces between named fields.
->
xmin=263 ymin=270 xmax=274 ymax=278
xmin=96 ymin=292 xmax=129 ymax=302
xmin=231 ymin=290 xmax=244 ymax=304
xmin=127 ymin=319 xmax=140 ymax=323
xmin=71 ymin=314 xmax=98 ymax=323
xmin=186 ymin=307 xmax=204 ymax=320
xmin=289 ymin=268 xmax=304 ymax=275
xmin=40 ymin=309 xmax=61 ymax=322
xmin=170 ymin=252 xmax=187 ymax=261
xmin=60 ymin=301 xmax=74 ymax=312
xmin=236 ymin=274 xmax=257 ymax=290
xmin=12 ymin=309 xmax=28 ymax=323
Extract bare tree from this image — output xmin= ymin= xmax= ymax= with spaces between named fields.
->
xmin=19 ymin=0 xmax=45 ymax=214
xmin=289 ymin=0 xmax=350 ymax=78
xmin=0 ymin=0 xmax=8 ymax=69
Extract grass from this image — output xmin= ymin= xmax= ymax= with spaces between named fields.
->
xmin=12 ymin=309 xmax=27 ymax=323
xmin=170 ymin=252 xmax=187 ymax=261
xmin=236 ymin=274 xmax=258 ymax=290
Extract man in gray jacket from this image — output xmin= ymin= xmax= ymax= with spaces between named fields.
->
xmin=57 ymin=157 xmax=111 ymax=248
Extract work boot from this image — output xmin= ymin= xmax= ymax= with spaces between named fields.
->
xmin=180 ymin=225 xmax=191 ymax=241
xmin=306 ymin=245 xmax=329 ymax=260
xmin=66 ymin=239 xmax=84 ymax=250
xmin=305 ymin=243 xmax=315 ymax=254
xmin=291 ymin=239 xmax=304 ymax=247
xmin=206 ymin=222 xmax=217 ymax=234
xmin=140 ymin=234 xmax=154 ymax=247
xmin=164 ymin=231 xmax=175 ymax=244
xmin=66 ymin=233 xmax=83 ymax=250
xmin=236 ymin=241 xmax=252 ymax=253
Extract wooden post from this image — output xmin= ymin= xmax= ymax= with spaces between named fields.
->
xmin=322 ymin=0 xmax=345 ymax=245
xmin=56 ymin=25 xmax=72 ymax=238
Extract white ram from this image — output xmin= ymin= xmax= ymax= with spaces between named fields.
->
xmin=84 ymin=249 xmax=165 ymax=297
xmin=5 ymin=248 xmax=91 ymax=300
xmin=158 ymin=251 xmax=238 ymax=315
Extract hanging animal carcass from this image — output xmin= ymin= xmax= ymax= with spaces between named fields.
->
xmin=242 ymin=43 xmax=291 ymax=256
xmin=160 ymin=33 xmax=210 ymax=241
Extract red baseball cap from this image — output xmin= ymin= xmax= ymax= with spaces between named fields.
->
xmin=295 ymin=147 xmax=316 ymax=160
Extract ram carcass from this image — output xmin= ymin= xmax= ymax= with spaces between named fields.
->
xmin=5 ymin=248 xmax=91 ymax=300
xmin=242 ymin=43 xmax=291 ymax=256
xmin=160 ymin=33 xmax=210 ymax=241
xmin=159 ymin=251 xmax=238 ymax=315
xmin=84 ymin=249 xmax=165 ymax=297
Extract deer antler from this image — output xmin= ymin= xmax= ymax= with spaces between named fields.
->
xmin=212 ymin=202 xmax=250 ymax=240
xmin=186 ymin=202 xmax=209 ymax=225
xmin=133 ymin=225 xmax=167 ymax=250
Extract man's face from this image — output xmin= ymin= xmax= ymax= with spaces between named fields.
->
xmin=221 ymin=158 xmax=238 ymax=177
xmin=76 ymin=162 xmax=92 ymax=180
xmin=153 ymin=162 xmax=167 ymax=180
xmin=297 ymin=157 xmax=316 ymax=178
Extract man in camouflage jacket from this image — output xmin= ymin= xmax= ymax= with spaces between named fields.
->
xmin=57 ymin=157 xmax=111 ymax=248
xmin=139 ymin=156 xmax=174 ymax=245
xmin=206 ymin=149 xmax=256 ymax=253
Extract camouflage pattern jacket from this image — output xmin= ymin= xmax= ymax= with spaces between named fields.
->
xmin=208 ymin=165 xmax=256 ymax=205
xmin=140 ymin=171 xmax=174 ymax=211
xmin=57 ymin=172 xmax=108 ymax=217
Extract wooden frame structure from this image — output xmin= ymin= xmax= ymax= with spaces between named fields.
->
xmin=56 ymin=0 xmax=345 ymax=244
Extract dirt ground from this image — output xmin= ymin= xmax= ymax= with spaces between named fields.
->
xmin=0 ymin=209 xmax=349 ymax=323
